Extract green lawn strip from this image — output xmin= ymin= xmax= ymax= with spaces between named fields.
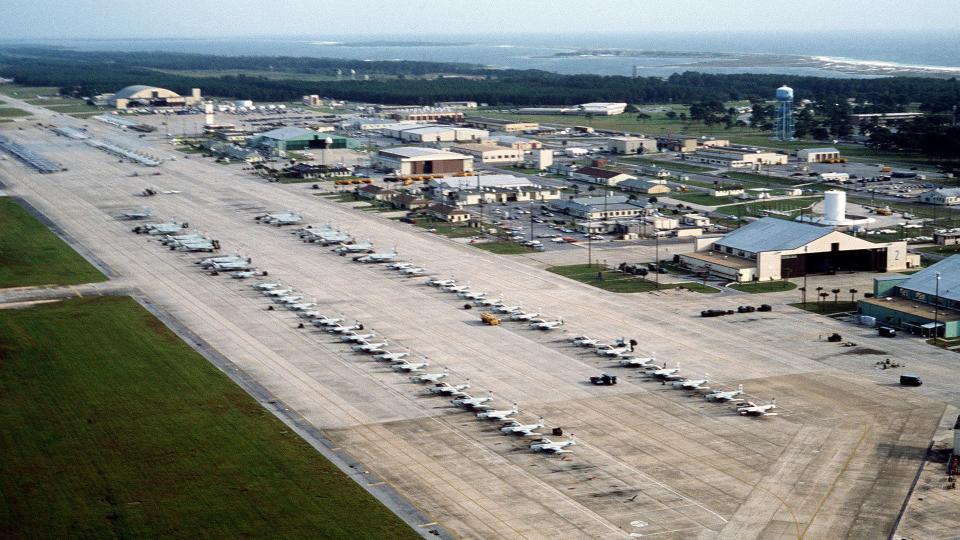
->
xmin=0 ymin=297 xmax=418 ymax=539
xmin=0 ymin=198 xmax=106 ymax=288
xmin=472 ymin=241 xmax=535 ymax=254
xmin=668 ymin=192 xmax=738 ymax=206
xmin=729 ymin=281 xmax=798 ymax=293
xmin=0 ymin=107 xmax=31 ymax=118
xmin=789 ymin=301 xmax=859 ymax=314
xmin=417 ymin=222 xmax=478 ymax=238
xmin=548 ymin=264 xmax=719 ymax=293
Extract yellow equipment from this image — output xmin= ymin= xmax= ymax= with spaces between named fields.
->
xmin=480 ymin=313 xmax=501 ymax=326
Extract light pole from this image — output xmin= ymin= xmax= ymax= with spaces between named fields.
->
xmin=655 ymin=226 xmax=660 ymax=289
xmin=933 ymin=271 xmax=941 ymax=344
xmin=802 ymin=245 xmax=809 ymax=304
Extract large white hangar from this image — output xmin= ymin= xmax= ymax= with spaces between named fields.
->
xmin=107 ymin=85 xmax=202 ymax=109
xmin=679 ymin=217 xmax=920 ymax=283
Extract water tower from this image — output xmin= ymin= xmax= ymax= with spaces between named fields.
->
xmin=774 ymin=85 xmax=794 ymax=141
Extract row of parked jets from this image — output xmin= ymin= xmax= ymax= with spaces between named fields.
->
xmin=261 ymin=220 xmax=578 ymax=454
xmin=567 ymin=336 xmax=777 ymax=416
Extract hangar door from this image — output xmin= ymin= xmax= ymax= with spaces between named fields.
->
xmin=780 ymin=246 xmax=887 ymax=277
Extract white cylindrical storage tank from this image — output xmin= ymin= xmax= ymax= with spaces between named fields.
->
xmin=824 ymin=190 xmax=845 ymax=222
xmin=776 ymin=85 xmax=794 ymax=101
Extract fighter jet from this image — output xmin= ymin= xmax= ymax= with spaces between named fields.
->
xmin=339 ymin=332 xmax=376 ymax=343
xmin=386 ymin=262 xmax=412 ymax=270
xmin=230 ymin=270 xmax=258 ymax=279
xmin=427 ymin=382 xmax=470 ymax=396
xmin=333 ymin=241 xmax=374 ymax=254
xmin=672 ymin=375 xmax=710 ymax=391
xmin=509 ymin=309 xmax=541 ymax=321
xmin=311 ymin=316 xmax=342 ymax=327
xmin=646 ymin=364 xmax=682 ymax=380
xmin=451 ymin=393 xmax=493 ymax=409
xmin=199 ymin=254 xmax=249 ymax=269
xmin=705 ymin=385 xmax=744 ymax=403
xmin=118 ymin=207 xmax=153 ymax=220
xmin=493 ymin=304 xmax=521 ymax=314
xmin=297 ymin=310 xmax=320 ymax=320
xmin=328 ymin=323 xmax=363 ymax=334
xmin=400 ymin=267 xmax=425 ymax=276
xmin=476 ymin=404 xmax=519 ymax=421
xmin=459 ymin=290 xmax=486 ymax=300
xmin=264 ymin=288 xmax=293 ymax=297
xmin=595 ymin=339 xmax=631 ymax=357
xmin=443 ymin=284 xmax=470 ymax=294
xmin=287 ymin=303 xmax=316 ymax=312
xmin=212 ymin=260 xmax=254 ymax=272
xmin=529 ymin=436 xmax=576 ymax=454
xmin=619 ymin=355 xmax=657 ymax=368
xmin=355 ymin=248 xmax=398 ymax=264
xmin=352 ymin=341 xmax=388 ymax=353
xmin=500 ymin=418 xmax=544 ymax=436
xmin=531 ymin=319 xmax=564 ymax=330
xmin=426 ymin=277 xmax=456 ymax=287
xmin=737 ymin=399 xmax=777 ymax=416
xmin=410 ymin=371 xmax=448 ymax=383
xmin=256 ymin=211 xmax=303 ymax=226
xmin=138 ymin=221 xmax=188 ymax=235
xmin=373 ymin=351 xmax=409 ymax=363
xmin=392 ymin=361 xmax=427 ymax=373
xmin=477 ymin=297 xmax=504 ymax=308
xmin=572 ymin=336 xmax=599 ymax=347
xmin=253 ymin=282 xmax=281 ymax=291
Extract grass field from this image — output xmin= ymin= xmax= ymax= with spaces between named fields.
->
xmin=621 ymin=157 xmax=717 ymax=174
xmin=0 ymin=198 xmax=106 ymax=288
xmin=667 ymin=192 xmax=738 ymax=207
xmin=548 ymin=264 xmax=719 ymax=293
xmin=472 ymin=240 xmax=535 ymax=254
xmin=417 ymin=221 xmax=478 ymax=238
xmin=0 ymin=296 xmax=418 ymax=538
xmin=729 ymin=281 xmax=798 ymax=293
xmin=0 ymin=107 xmax=30 ymax=118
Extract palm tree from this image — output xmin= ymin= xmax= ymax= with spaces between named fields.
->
xmin=832 ymin=288 xmax=841 ymax=303
xmin=849 ymin=288 xmax=858 ymax=303
xmin=819 ymin=292 xmax=830 ymax=311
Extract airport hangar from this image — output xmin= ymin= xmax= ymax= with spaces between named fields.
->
xmin=859 ymin=255 xmax=960 ymax=339
xmin=248 ymin=127 xmax=360 ymax=153
xmin=373 ymin=146 xmax=473 ymax=176
xmin=679 ymin=217 xmax=919 ymax=283
xmin=107 ymin=85 xmax=203 ymax=109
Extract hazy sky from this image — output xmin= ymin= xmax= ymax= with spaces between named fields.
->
xmin=1 ymin=0 xmax=957 ymax=39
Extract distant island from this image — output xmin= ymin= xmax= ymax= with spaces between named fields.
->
xmin=335 ymin=41 xmax=474 ymax=48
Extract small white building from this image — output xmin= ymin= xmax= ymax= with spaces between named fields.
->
xmin=450 ymin=143 xmax=522 ymax=164
xmin=564 ymin=147 xmax=590 ymax=158
xmin=608 ymin=136 xmax=658 ymax=154
xmin=919 ymin=188 xmax=960 ymax=206
xmin=690 ymin=146 xmax=788 ymax=168
xmin=798 ymin=147 xmax=841 ymax=163
xmin=819 ymin=172 xmax=850 ymax=183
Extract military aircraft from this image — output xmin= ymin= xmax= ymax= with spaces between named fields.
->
xmin=373 ymin=351 xmax=409 ymax=363
xmin=333 ymin=241 xmax=374 ymax=254
xmin=459 ymin=290 xmax=486 ymax=300
xmin=476 ymin=297 xmax=504 ymax=307
xmin=340 ymin=332 xmax=376 ymax=343
xmin=137 ymin=221 xmax=188 ymax=235
xmin=400 ymin=267 xmax=425 ymax=276
xmin=426 ymin=278 xmax=456 ymax=288
xmin=705 ymin=385 xmax=744 ymax=402
xmin=212 ymin=260 xmax=254 ymax=272
xmin=386 ymin=262 xmax=412 ymax=270
xmin=619 ymin=355 xmax=657 ymax=368
xmin=328 ymin=323 xmax=363 ymax=334
xmin=529 ymin=436 xmax=576 ymax=454
xmin=476 ymin=404 xmax=519 ymax=421
xmin=530 ymin=319 xmax=564 ymax=330
xmin=118 ymin=207 xmax=153 ymax=220
xmin=253 ymin=282 xmax=281 ymax=291
xmin=572 ymin=336 xmax=599 ymax=347
xmin=737 ymin=399 xmax=777 ymax=416
xmin=500 ymin=418 xmax=544 ymax=436
xmin=264 ymin=288 xmax=294 ymax=297
xmin=297 ymin=310 xmax=320 ymax=320
xmin=451 ymin=393 xmax=494 ymax=409
xmin=311 ymin=316 xmax=342 ymax=327
xmin=391 ymin=361 xmax=427 ymax=372
xmin=287 ymin=303 xmax=317 ymax=312
xmin=274 ymin=295 xmax=303 ymax=305
xmin=230 ymin=270 xmax=258 ymax=279
xmin=595 ymin=339 xmax=631 ymax=357
xmin=443 ymin=283 xmax=470 ymax=294
xmin=353 ymin=341 xmax=388 ymax=353
xmin=427 ymin=382 xmax=470 ymax=396
xmin=509 ymin=309 xmax=541 ymax=321
xmin=256 ymin=211 xmax=303 ymax=226
xmin=199 ymin=254 xmax=249 ymax=269
xmin=411 ymin=371 xmax=448 ymax=383
xmin=672 ymin=375 xmax=710 ymax=391
xmin=355 ymin=248 xmax=398 ymax=264
xmin=646 ymin=364 xmax=682 ymax=380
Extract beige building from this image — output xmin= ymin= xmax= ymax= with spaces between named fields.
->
xmin=450 ymin=143 xmax=522 ymax=164
xmin=464 ymin=117 xmax=539 ymax=132
xmin=108 ymin=85 xmax=202 ymax=109
xmin=374 ymin=147 xmax=473 ymax=176
xmin=689 ymin=146 xmax=788 ymax=168
xmin=618 ymin=178 xmax=671 ymax=195
xmin=679 ymin=217 xmax=918 ymax=283
xmin=491 ymin=136 xmax=541 ymax=151
xmin=797 ymin=147 xmax=841 ymax=163
xmin=608 ymin=136 xmax=658 ymax=155
xmin=571 ymin=166 xmax=636 ymax=186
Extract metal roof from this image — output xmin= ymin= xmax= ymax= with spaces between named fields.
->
xmin=255 ymin=127 xmax=323 ymax=140
xmin=618 ymin=178 xmax=664 ymax=190
xmin=799 ymin=147 xmax=839 ymax=153
xmin=715 ymin=217 xmax=833 ymax=253
xmin=378 ymin=146 xmax=468 ymax=159
xmin=897 ymin=255 xmax=960 ymax=303
xmin=930 ymin=188 xmax=960 ymax=197
xmin=113 ymin=85 xmax=178 ymax=100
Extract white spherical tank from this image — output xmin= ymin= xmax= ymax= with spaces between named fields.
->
xmin=823 ymin=190 xmax=846 ymax=222
xmin=776 ymin=85 xmax=794 ymax=101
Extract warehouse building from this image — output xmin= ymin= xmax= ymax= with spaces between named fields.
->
xmin=491 ymin=135 xmax=541 ymax=151
xmin=464 ymin=117 xmax=539 ymax=132
xmin=618 ymin=178 xmax=671 ymax=195
xmin=517 ymin=102 xmax=628 ymax=116
xmin=679 ymin=217 xmax=918 ymax=283
xmin=373 ymin=147 xmax=473 ymax=176
xmin=656 ymin=136 xmax=730 ymax=153
xmin=107 ymin=85 xmax=203 ymax=109
xmin=798 ymin=147 xmax=841 ymax=163
xmin=571 ymin=166 xmax=636 ymax=186
xmin=919 ymin=188 xmax=960 ymax=206
xmin=382 ymin=124 xmax=488 ymax=143
xmin=608 ymin=136 xmax=658 ymax=155
xmin=249 ymin=127 xmax=359 ymax=153
xmin=549 ymin=195 xmax=648 ymax=220
xmin=688 ymin=146 xmax=788 ymax=168
xmin=388 ymin=108 xmax=464 ymax=123
xmin=859 ymin=256 xmax=960 ymax=338
xmin=449 ymin=143 xmax=522 ymax=164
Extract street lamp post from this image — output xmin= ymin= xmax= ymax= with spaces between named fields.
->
xmin=802 ymin=245 xmax=809 ymax=304
xmin=933 ymin=271 xmax=941 ymax=344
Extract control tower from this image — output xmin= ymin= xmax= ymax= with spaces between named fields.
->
xmin=774 ymin=85 xmax=794 ymax=141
